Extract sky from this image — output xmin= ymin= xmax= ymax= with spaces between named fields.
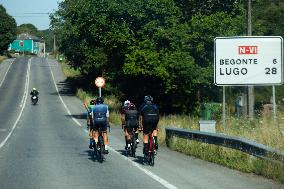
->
xmin=0 ymin=0 xmax=63 ymax=30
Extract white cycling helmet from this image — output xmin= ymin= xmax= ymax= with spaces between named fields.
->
xmin=124 ymin=100 xmax=130 ymax=106
xmin=33 ymin=87 xmax=37 ymax=91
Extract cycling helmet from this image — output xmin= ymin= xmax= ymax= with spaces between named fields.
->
xmin=129 ymin=103 xmax=136 ymax=110
xmin=33 ymin=87 xmax=37 ymax=91
xmin=96 ymin=97 xmax=104 ymax=104
xmin=90 ymin=99 xmax=95 ymax=105
xmin=144 ymin=95 xmax=153 ymax=103
xmin=124 ymin=100 xmax=130 ymax=106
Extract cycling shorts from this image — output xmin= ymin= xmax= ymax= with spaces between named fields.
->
xmin=124 ymin=125 xmax=138 ymax=133
xmin=143 ymin=123 xmax=157 ymax=135
xmin=94 ymin=123 xmax=107 ymax=132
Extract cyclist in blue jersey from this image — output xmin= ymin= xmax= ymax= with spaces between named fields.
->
xmin=93 ymin=97 xmax=110 ymax=154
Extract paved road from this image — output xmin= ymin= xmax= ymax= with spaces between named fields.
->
xmin=0 ymin=57 xmax=283 ymax=189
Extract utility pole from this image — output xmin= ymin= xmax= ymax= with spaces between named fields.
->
xmin=247 ymin=0 xmax=254 ymax=119
xmin=53 ymin=34 xmax=56 ymax=59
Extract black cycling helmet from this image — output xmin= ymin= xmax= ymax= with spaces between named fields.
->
xmin=129 ymin=103 xmax=136 ymax=110
xmin=96 ymin=97 xmax=104 ymax=104
xmin=144 ymin=95 xmax=153 ymax=103
xmin=90 ymin=99 xmax=95 ymax=105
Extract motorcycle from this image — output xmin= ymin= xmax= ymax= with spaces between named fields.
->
xmin=31 ymin=95 xmax=38 ymax=105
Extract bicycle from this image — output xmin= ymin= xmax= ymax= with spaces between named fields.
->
xmin=93 ymin=126 xmax=105 ymax=162
xmin=126 ymin=127 xmax=137 ymax=157
xmin=144 ymin=130 xmax=155 ymax=166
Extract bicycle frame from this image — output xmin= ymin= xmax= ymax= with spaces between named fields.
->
xmin=145 ymin=130 xmax=155 ymax=166
xmin=126 ymin=127 xmax=137 ymax=157
xmin=94 ymin=126 xmax=105 ymax=162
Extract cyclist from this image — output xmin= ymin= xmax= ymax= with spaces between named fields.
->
xmin=86 ymin=99 xmax=96 ymax=149
xmin=93 ymin=97 xmax=110 ymax=154
xmin=139 ymin=95 xmax=159 ymax=155
xmin=120 ymin=100 xmax=130 ymax=149
xmin=125 ymin=103 xmax=140 ymax=150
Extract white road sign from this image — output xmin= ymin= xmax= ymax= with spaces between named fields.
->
xmin=214 ymin=36 xmax=283 ymax=86
xmin=95 ymin=77 xmax=105 ymax=88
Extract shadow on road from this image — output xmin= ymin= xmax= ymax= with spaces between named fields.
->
xmin=84 ymin=149 xmax=96 ymax=162
xmin=65 ymin=114 xmax=86 ymax=120
xmin=49 ymin=79 xmax=79 ymax=97
xmin=116 ymin=149 xmax=145 ymax=165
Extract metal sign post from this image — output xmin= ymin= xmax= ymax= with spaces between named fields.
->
xmin=222 ymin=86 xmax=226 ymax=130
xmin=272 ymin=85 xmax=276 ymax=122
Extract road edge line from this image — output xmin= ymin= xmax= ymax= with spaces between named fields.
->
xmin=48 ymin=60 xmax=82 ymax=127
xmin=0 ymin=59 xmax=14 ymax=88
xmin=109 ymin=147 xmax=178 ymax=189
xmin=0 ymin=58 xmax=30 ymax=149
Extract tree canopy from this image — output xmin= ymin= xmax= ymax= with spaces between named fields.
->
xmin=0 ymin=5 xmax=17 ymax=54
xmin=50 ymin=0 xmax=282 ymax=114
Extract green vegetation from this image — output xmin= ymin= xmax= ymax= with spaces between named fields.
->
xmin=168 ymin=138 xmax=284 ymax=183
xmin=0 ymin=5 xmax=17 ymax=55
xmin=50 ymin=0 xmax=244 ymax=113
xmin=50 ymin=0 xmax=284 ymax=114
xmin=0 ymin=56 xmax=6 ymax=63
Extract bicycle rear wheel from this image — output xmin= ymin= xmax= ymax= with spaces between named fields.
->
xmin=97 ymin=135 xmax=104 ymax=162
xmin=131 ymin=132 xmax=136 ymax=157
xmin=149 ymin=152 xmax=155 ymax=166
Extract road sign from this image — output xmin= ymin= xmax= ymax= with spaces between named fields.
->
xmin=214 ymin=36 xmax=283 ymax=86
xmin=95 ymin=77 xmax=105 ymax=88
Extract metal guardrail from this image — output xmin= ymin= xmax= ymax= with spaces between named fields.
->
xmin=165 ymin=127 xmax=284 ymax=163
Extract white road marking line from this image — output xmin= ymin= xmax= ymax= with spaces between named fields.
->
xmin=0 ymin=58 xmax=31 ymax=149
xmin=110 ymin=147 xmax=178 ymax=189
xmin=0 ymin=59 xmax=14 ymax=87
xmin=48 ymin=61 xmax=82 ymax=127
xmin=48 ymin=60 xmax=178 ymax=189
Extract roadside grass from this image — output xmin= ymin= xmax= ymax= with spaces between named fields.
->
xmin=61 ymin=60 xmax=284 ymax=183
xmin=167 ymin=137 xmax=284 ymax=183
xmin=60 ymin=61 xmax=81 ymax=78
xmin=0 ymin=56 xmax=6 ymax=63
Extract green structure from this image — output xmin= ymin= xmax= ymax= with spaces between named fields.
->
xmin=9 ymin=33 xmax=43 ymax=55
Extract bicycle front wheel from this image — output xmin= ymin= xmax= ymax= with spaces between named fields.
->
xmin=149 ymin=152 xmax=155 ymax=166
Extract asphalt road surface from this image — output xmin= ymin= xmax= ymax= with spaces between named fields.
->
xmin=0 ymin=57 xmax=283 ymax=189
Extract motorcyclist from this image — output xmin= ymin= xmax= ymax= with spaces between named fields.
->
xmin=30 ymin=88 xmax=39 ymax=103
xmin=30 ymin=87 xmax=39 ymax=96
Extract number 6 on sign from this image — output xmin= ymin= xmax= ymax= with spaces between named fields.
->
xmin=273 ymin=59 xmax=277 ymax=64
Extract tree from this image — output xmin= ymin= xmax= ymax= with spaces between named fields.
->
xmin=0 ymin=5 xmax=17 ymax=54
xmin=50 ymin=0 xmax=249 ymax=113
xmin=253 ymin=0 xmax=284 ymax=36
xmin=16 ymin=23 xmax=46 ymax=39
